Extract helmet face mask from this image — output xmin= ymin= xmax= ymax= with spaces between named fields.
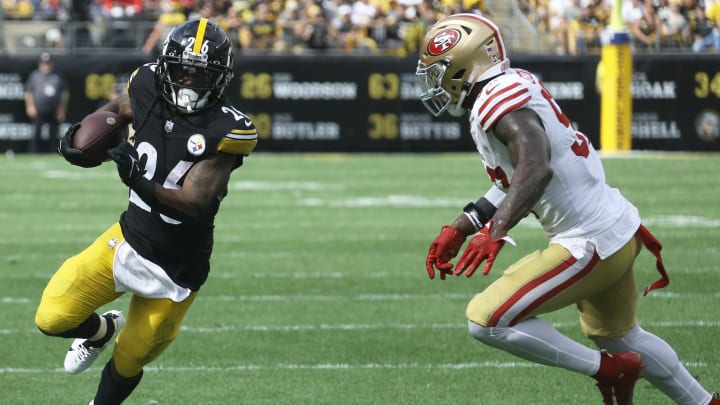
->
xmin=416 ymin=14 xmax=510 ymax=117
xmin=416 ymin=60 xmax=455 ymax=117
xmin=158 ymin=18 xmax=234 ymax=114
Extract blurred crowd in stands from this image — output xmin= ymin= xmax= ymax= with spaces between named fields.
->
xmin=1 ymin=0 xmax=718 ymax=55
xmin=528 ymin=0 xmax=720 ymax=54
xmin=1 ymin=0 xmax=489 ymax=56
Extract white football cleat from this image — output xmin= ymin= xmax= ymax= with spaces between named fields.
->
xmin=64 ymin=310 xmax=125 ymax=374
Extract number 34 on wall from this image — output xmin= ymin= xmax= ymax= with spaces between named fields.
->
xmin=694 ymin=71 xmax=720 ymax=98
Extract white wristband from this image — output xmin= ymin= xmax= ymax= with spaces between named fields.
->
xmin=483 ymin=185 xmax=506 ymax=207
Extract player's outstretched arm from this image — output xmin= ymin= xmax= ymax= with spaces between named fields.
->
xmin=490 ymin=108 xmax=553 ymax=240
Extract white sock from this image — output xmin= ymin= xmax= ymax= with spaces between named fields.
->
xmin=468 ymin=318 xmax=601 ymax=376
xmin=88 ymin=314 xmax=108 ymax=342
xmin=593 ymin=325 xmax=712 ymax=405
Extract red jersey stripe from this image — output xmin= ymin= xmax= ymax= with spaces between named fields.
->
xmin=477 ymin=82 xmax=523 ymax=115
xmin=481 ymin=95 xmax=531 ymax=130
xmin=486 ymin=253 xmax=600 ymax=327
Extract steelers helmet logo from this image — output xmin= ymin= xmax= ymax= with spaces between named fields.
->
xmin=187 ymin=134 xmax=206 ymax=156
xmin=428 ymin=29 xmax=461 ymax=56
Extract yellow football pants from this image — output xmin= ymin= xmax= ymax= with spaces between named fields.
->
xmin=35 ymin=222 xmax=197 ymax=377
xmin=467 ymin=235 xmax=642 ymax=339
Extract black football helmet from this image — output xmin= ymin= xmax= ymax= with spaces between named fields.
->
xmin=157 ymin=18 xmax=234 ymax=113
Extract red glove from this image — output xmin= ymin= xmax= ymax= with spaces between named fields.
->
xmin=425 ymin=225 xmax=466 ymax=280
xmin=454 ymin=221 xmax=515 ymax=277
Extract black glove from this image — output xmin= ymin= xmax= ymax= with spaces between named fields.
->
xmin=108 ymin=141 xmax=158 ymax=205
xmin=57 ymin=123 xmax=101 ymax=168
xmin=107 ymin=141 xmax=146 ymax=187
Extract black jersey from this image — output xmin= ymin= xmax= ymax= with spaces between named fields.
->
xmin=119 ymin=63 xmax=257 ymax=290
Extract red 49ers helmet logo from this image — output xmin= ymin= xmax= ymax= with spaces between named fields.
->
xmin=428 ymin=29 xmax=461 ymax=56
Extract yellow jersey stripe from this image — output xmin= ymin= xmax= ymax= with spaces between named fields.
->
xmin=218 ymin=138 xmax=257 ymax=155
xmin=230 ymin=129 xmax=257 ymax=135
xmin=193 ymin=18 xmax=208 ymax=54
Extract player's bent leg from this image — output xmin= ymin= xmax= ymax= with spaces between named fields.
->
xmin=35 ymin=223 xmax=124 ymax=336
xmin=465 ymin=243 xmax=612 ymax=326
xmin=111 ymin=293 xmax=197 ymax=377
xmin=466 ymin=242 xmax=648 ymax=404
xmin=91 ymin=294 xmax=196 ymax=404
xmin=468 ymin=318 xmax=601 ymax=375
xmin=35 ymin=223 xmax=126 ymax=374
xmin=583 ymin=236 xmax=714 ymax=404
xmin=594 ymin=325 xmax=715 ymax=405
xmin=577 ymin=235 xmax=641 ymax=341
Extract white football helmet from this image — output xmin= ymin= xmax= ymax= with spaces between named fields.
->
xmin=416 ymin=13 xmax=510 ymax=117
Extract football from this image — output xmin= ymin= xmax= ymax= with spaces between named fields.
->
xmin=73 ymin=111 xmax=129 ymax=164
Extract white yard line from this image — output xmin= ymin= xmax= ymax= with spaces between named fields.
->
xmin=3 ymin=319 xmax=718 ymax=336
xmin=1 ymin=359 xmax=713 ymax=375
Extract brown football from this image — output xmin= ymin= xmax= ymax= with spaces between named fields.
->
xmin=73 ymin=111 xmax=129 ymax=164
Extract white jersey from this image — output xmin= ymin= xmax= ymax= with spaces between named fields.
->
xmin=468 ymin=68 xmax=640 ymax=260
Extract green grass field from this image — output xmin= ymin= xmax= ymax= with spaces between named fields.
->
xmin=1 ymin=152 xmax=719 ymax=405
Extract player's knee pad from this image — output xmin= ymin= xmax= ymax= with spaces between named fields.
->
xmin=468 ymin=320 xmax=518 ymax=351
xmin=35 ymin=310 xmax=100 ymax=338
xmin=468 ymin=320 xmax=496 ymax=345
xmin=34 ymin=308 xmax=73 ymax=337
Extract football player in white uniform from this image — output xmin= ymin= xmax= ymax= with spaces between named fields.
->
xmin=418 ymin=13 xmax=718 ymax=405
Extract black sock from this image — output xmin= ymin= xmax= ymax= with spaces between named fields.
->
xmin=86 ymin=313 xmax=116 ymax=348
xmin=93 ymin=360 xmax=143 ymax=405
xmin=39 ymin=313 xmax=101 ymax=339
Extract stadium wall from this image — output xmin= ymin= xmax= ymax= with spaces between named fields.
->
xmin=0 ymin=54 xmax=718 ymax=153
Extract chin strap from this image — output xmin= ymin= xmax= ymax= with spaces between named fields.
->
xmin=454 ymin=66 xmax=483 ymax=114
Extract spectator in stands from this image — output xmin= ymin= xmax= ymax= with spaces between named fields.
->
xmin=570 ymin=1 xmax=607 ymax=54
xmin=553 ymin=0 xmax=584 ymax=55
xmin=61 ymin=0 xmax=96 ymax=47
xmin=3 ymin=0 xmax=34 ymax=19
xmin=34 ymin=0 xmax=60 ymax=19
xmin=702 ymin=0 xmax=720 ymax=51
xmin=690 ymin=5 xmax=718 ymax=52
xmin=630 ymin=0 xmax=661 ymax=50
xmin=142 ymin=0 xmax=187 ymax=56
xmin=658 ymin=0 xmax=689 ymax=48
xmin=221 ymin=2 xmax=248 ymax=49
xmin=273 ymin=1 xmax=304 ymax=52
xmin=24 ymin=52 xmax=69 ymax=154
xmin=344 ymin=22 xmax=379 ymax=52
xmin=101 ymin=0 xmax=142 ymax=19
xmin=329 ymin=5 xmax=355 ymax=49
xmin=398 ymin=4 xmax=425 ymax=55
xmin=351 ymin=0 xmax=377 ymax=27
xmin=367 ymin=10 xmax=401 ymax=52
xmin=240 ymin=2 xmax=277 ymax=50
xmin=622 ymin=0 xmax=643 ymax=28
xmin=302 ymin=4 xmax=332 ymax=50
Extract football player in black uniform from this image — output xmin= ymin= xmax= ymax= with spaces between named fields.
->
xmin=35 ymin=18 xmax=257 ymax=404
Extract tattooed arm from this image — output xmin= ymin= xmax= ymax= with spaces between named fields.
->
xmin=154 ymin=152 xmax=236 ymax=219
xmin=489 ymin=108 xmax=553 ymax=240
